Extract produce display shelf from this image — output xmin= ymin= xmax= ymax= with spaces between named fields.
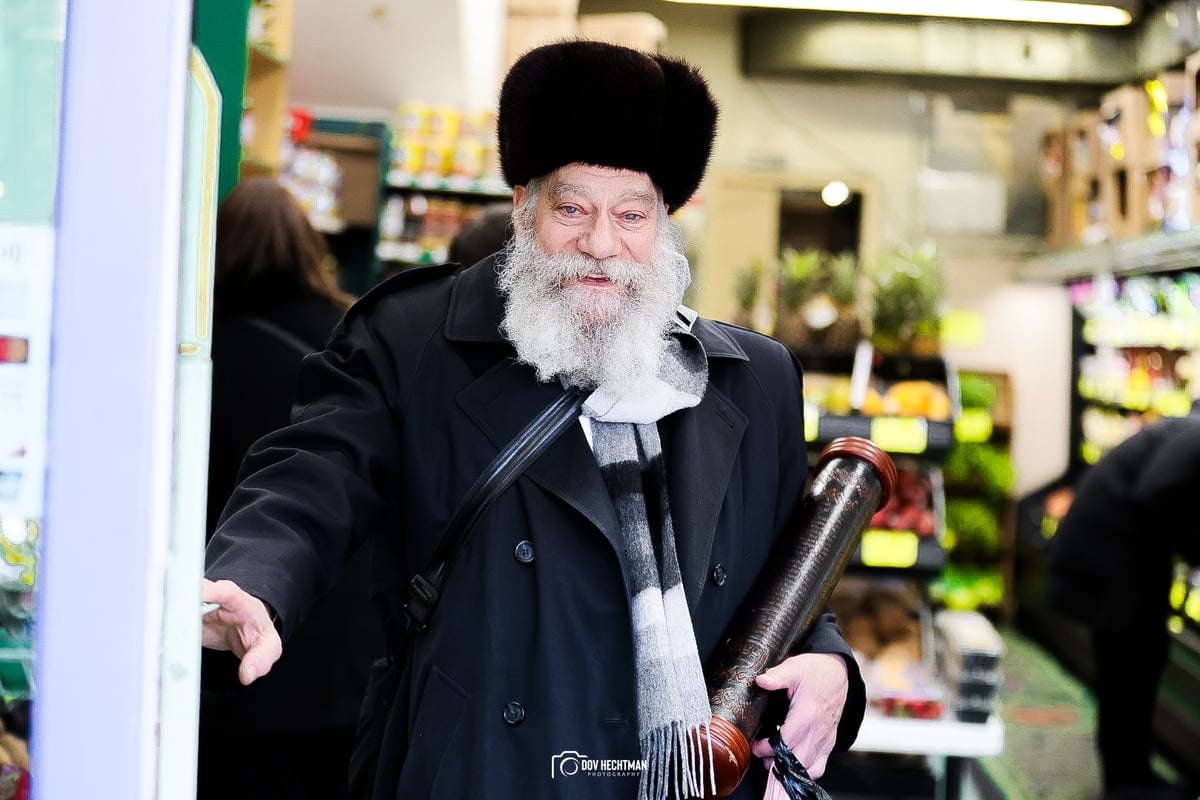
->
xmin=809 ymin=412 xmax=956 ymax=461
xmin=796 ymin=344 xmax=960 ymax=462
xmin=848 ymin=528 xmax=947 ymax=576
xmin=385 ymin=171 xmax=512 ymax=198
xmin=1020 ymin=227 xmax=1200 ymax=283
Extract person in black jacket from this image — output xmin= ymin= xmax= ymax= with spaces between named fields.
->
xmin=1046 ymin=415 xmax=1200 ymax=800
xmin=199 ymin=177 xmax=384 ymax=800
xmin=201 ymin=42 xmax=865 ymax=800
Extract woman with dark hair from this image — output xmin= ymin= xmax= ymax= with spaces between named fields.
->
xmin=199 ymin=178 xmax=383 ymax=800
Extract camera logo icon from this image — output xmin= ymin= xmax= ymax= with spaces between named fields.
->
xmin=551 ymin=750 xmax=588 ymax=779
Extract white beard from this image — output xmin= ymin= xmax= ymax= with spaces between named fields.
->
xmin=497 ymin=218 xmax=691 ymax=396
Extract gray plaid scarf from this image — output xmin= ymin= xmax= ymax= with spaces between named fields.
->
xmin=582 ymin=321 xmax=714 ymax=800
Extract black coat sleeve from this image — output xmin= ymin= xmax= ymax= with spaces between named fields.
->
xmin=796 ymin=610 xmax=867 ymax=752
xmin=204 ymin=308 xmax=408 ymax=640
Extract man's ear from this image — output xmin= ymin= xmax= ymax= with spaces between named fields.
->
xmin=512 ymin=185 xmax=527 ymax=211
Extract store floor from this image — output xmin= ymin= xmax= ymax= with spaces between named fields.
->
xmin=971 ymin=627 xmax=1103 ymax=800
xmin=824 ymin=626 xmax=1194 ymax=800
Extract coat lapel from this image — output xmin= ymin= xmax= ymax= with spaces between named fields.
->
xmin=448 ymin=257 xmax=623 ymax=553
xmin=664 ymin=382 xmax=746 ymax=612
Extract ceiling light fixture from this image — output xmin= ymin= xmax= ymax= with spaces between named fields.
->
xmin=662 ymin=0 xmax=1133 ymax=26
xmin=821 ymin=180 xmax=851 ymax=207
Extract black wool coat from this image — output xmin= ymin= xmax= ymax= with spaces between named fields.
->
xmin=202 ymin=294 xmax=385 ymax=737
xmin=205 ymin=255 xmax=866 ymax=799
xmin=1046 ymin=416 xmax=1200 ymax=632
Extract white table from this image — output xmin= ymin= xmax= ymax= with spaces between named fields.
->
xmin=853 ymin=711 xmax=1005 ymax=800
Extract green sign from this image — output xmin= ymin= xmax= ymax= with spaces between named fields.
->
xmin=0 ymin=0 xmax=67 ymax=223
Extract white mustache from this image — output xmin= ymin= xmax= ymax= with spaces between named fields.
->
xmin=538 ymin=253 xmax=646 ymax=289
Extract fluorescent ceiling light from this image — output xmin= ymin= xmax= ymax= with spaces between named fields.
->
xmin=663 ymin=0 xmax=1133 ymax=26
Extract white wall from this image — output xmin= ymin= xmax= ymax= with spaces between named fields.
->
xmin=290 ymin=0 xmax=505 ymax=119
xmin=939 ymin=242 xmax=1072 ymax=494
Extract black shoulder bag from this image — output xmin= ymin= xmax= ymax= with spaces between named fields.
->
xmin=346 ymin=386 xmax=587 ymax=800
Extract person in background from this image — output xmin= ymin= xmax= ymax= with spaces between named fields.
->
xmin=201 ymin=41 xmax=865 ymax=799
xmin=1046 ymin=415 xmax=1200 ymax=800
xmin=199 ymin=177 xmax=384 ymax=800
xmin=447 ymin=201 xmax=513 ymax=271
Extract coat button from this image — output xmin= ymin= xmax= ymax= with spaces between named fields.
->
xmin=514 ymin=540 xmax=535 ymax=564
xmin=711 ymin=564 xmax=727 ymax=587
xmin=502 ymin=701 xmax=525 ymax=726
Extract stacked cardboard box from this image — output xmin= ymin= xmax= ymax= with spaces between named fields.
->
xmin=1097 ymin=74 xmax=1186 ymax=240
xmin=1040 ymin=110 xmax=1106 ymax=248
xmin=1182 ymin=51 xmax=1200 ymax=230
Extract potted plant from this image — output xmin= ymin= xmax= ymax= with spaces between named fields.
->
xmin=813 ymin=251 xmax=862 ymax=351
xmin=870 ymin=243 xmax=944 ymax=355
xmin=773 ymin=247 xmax=821 ymax=348
xmin=732 ymin=258 xmax=764 ymax=330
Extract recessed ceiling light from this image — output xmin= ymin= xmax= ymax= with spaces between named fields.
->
xmin=821 ymin=180 xmax=851 ymax=207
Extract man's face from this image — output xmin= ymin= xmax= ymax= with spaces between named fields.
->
xmin=512 ymin=164 xmax=659 ymax=326
xmin=498 ymin=164 xmax=690 ymax=393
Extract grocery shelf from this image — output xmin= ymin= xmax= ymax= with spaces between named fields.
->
xmin=849 ymin=527 xmax=947 ymax=576
xmin=376 ymin=240 xmax=446 ymax=266
xmin=385 ymin=170 xmax=512 ymax=198
xmin=1020 ymin=228 xmax=1200 ymax=283
xmin=247 ymin=40 xmax=287 ymax=71
xmin=796 ymin=344 xmax=960 ymax=462
xmin=1076 ymin=383 xmax=1193 ymax=417
xmin=810 ymin=412 xmax=956 ymax=461
xmin=309 ymin=213 xmax=346 ymax=235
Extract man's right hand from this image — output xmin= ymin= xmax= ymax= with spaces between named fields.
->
xmin=201 ymin=578 xmax=283 ymax=686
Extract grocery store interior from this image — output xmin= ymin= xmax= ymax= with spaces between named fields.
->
xmin=7 ymin=0 xmax=1200 ymax=798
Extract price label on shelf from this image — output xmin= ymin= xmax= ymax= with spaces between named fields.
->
xmin=1186 ymin=589 xmax=1200 ymax=624
xmin=869 ymin=416 xmax=928 ymax=454
xmin=954 ymin=409 xmax=993 ymax=443
xmin=1170 ymin=577 xmax=1188 ymax=611
xmin=804 ymin=407 xmax=819 ymax=443
xmin=1122 ymin=388 xmax=1150 ymax=411
xmin=859 ymin=529 xmax=920 ymax=568
xmin=1151 ymin=390 xmax=1193 ymax=418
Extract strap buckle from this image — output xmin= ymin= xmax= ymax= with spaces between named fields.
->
xmin=404 ymin=574 xmax=439 ymax=633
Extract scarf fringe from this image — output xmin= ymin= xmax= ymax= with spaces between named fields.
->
xmin=639 ymin=721 xmax=716 ymax=800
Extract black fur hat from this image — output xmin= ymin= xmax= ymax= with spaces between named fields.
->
xmin=497 ymin=40 xmax=719 ymax=210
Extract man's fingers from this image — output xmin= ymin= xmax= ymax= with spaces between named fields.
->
xmin=199 ymin=577 xmax=282 ymax=684
xmin=754 ymin=668 xmax=788 ymax=692
xmin=238 ymin=632 xmax=282 ymax=685
xmin=751 ymin=734 xmax=775 ymax=759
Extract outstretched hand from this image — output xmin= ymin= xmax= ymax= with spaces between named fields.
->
xmin=201 ymin=578 xmax=283 ymax=686
xmin=751 ymin=653 xmax=848 ymax=799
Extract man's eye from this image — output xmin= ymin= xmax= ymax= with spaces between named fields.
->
xmin=560 ymin=205 xmax=582 ymax=216
xmin=622 ymin=213 xmax=644 ymax=223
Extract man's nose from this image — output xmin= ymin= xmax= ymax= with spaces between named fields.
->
xmin=578 ymin=215 xmax=621 ymax=260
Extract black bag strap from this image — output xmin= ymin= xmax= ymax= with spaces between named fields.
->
xmin=403 ymin=386 xmax=588 ymax=635
xmin=237 ymin=315 xmax=315 ymax=357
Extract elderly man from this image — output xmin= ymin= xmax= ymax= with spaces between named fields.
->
xmin=202 ymin=40 xmax=864 ymax=799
